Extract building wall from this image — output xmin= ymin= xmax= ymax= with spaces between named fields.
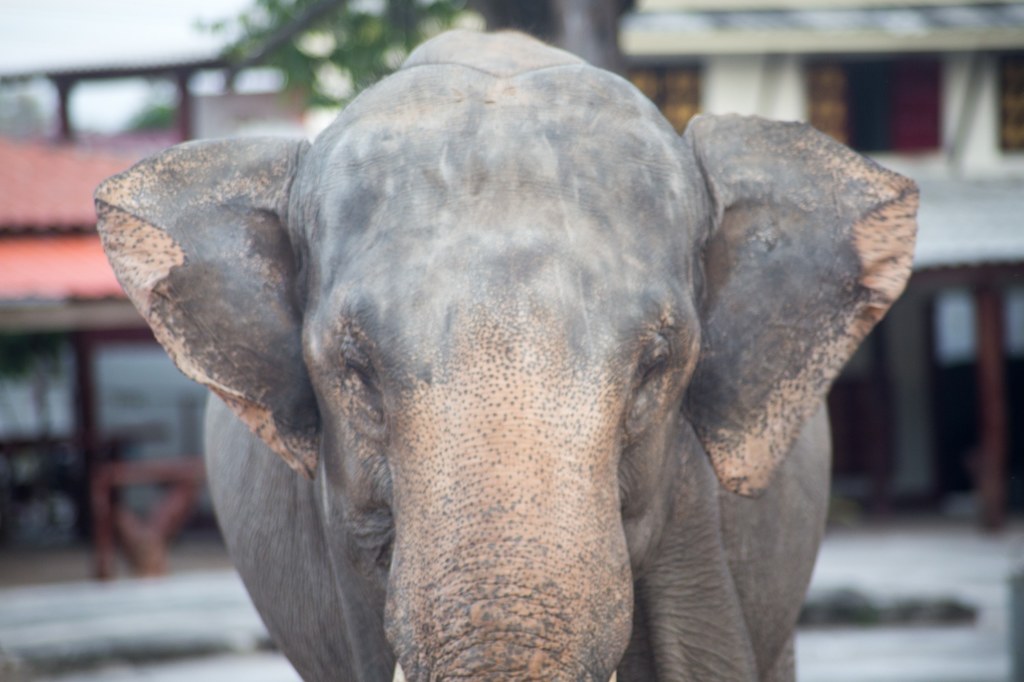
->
xmin=194 ymin=91 xmax=306 ymax=140
xmin=944 ymin=53 xmax=1024 ymax=178
xmin=0 ymin=348 xmax=74 ymax=440
xmin=94 ymin=343 xmax=208 ymax=460
xmin=883 ymin=287 xmax=935 ymax=498
xmin=702 ymin=55 xmax=807 ymax=121
xmin=633 ymin=42 xmax=1024 ymax=510
xmin=694 ymin=51 xmax=1024 ymax=178
xmin=0 ymin=341 xmax=207 ymax=462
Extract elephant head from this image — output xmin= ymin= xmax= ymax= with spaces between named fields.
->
xmin=96 ymin=31 xmax=916 ymax=682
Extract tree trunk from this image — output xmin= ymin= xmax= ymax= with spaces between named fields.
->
xmin=550 ymin=0 xmax=624 ymax=74
xmin=469 ymin=0 xmax=626 ymax=74
xmin=468 ymin=0 xmax=556 ymax=40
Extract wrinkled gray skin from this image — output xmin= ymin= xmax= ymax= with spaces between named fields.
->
xmin=206 ymin=399 xmax=828 ymax=681
xmin=96 ymin=31 xmax=917 ymax=682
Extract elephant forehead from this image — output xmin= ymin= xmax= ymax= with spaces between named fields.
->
xmin=306 ymin=68 xmax=700 ymax=287
xmin=299 ymin=60 xmax=706 ymax=370
xmin=315 ymin=216 xmax=690 ymax=379
xmin=308 ymin=60 xmax=692 ymax=232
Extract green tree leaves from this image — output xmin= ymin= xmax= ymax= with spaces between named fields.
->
xmin=206 ymin=0 xmax=471 ymax=107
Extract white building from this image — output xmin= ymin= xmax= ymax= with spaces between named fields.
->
xmin=621 ymin=0 xmax=1024 ymax=525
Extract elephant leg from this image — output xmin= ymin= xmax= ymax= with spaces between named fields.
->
xmin=718 ymin=407 xmax=830 ymax=680
xmin=762 ymin=637 xmax=795 ymax=682
xmin=617 ymin=588 xmax=658 ymax=681
xmin=639 ymin=424 xmax=759 ymax=681
xmin=205 ymin=396 xmax=391 ymax=682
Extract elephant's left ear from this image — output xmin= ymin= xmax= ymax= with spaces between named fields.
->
xmin=683 ymin=114 xmax=918 ymax=497
xmin=95 ymin=138 xmax=320 ymax=478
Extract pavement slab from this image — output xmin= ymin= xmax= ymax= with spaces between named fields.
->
xmin=33 ymin=653 xmax=301 ymax=682
xmin=0 ymin=571 xmax=271 ymax=677
xmin=797 ymin=521 xmax=1022 ymax=682
xmin=0 ymin=521 xmax=1020 ymax=681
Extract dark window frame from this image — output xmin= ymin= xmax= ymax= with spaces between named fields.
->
xmin=807 ymin=57 xmax=942 ymax=154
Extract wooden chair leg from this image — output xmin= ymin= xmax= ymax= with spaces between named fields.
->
xmin=94 ymin=458 xmax=205 ymax=579
xmin=115 ymin=507 xmax=167 ymax=576
xmin=89 ymin=466 xmax=116 ymax=580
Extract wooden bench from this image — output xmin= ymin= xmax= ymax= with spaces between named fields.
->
xmin=89 ymin=457 xmax=205 ymax=579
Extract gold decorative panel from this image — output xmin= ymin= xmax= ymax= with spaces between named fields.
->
xmin=629 ymin=67 xmax=701 ymax=133
xmin=1002 ymin=56 xmax=1024 ymax=151
xmin=807 ymin=64 xmax=849 ymax=145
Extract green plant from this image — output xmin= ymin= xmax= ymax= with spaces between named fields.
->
xmin=205 ymin=0 xmax=470 ymax=107
xmin=0 ymin=334 xmax=64 ymax=380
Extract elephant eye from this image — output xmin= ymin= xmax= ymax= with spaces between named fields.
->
xmin=345 ymin=355 xmax=375 ymax=388
xmin=350 ymin=505 xmax=395 ymax=574
xmin=342 ymin=337 xmax=375 ymax=383
xmin=637 ymin=334 xmax=670 ymax=384
xmin=341 ymin=336 xmax=385 ymax=432
xmin=626 ymin=334 xmax=672 ymax=439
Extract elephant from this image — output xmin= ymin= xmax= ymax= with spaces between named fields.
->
xmin=95 ymin=30 xmax=917 ymax=682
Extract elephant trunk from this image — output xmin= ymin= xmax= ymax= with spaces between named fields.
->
xmin=383 ymin=348 xmax=632 ymax=681
xmin=393 ymin=663 xmax=619 ymax=681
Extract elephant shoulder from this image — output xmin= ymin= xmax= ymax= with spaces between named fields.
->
xmin=718 ymin=405 xmax=831 ymax=676
xmin=204 ymin=397 xmax=358 ymax=680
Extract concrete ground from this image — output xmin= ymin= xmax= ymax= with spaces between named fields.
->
xmin=798 ymin=521 xmax=1021 ymax=682
xmin=0 ymin=520 xmax=1020 ymax=681
xmin=0 ymin=534 xmax=233 ymax=587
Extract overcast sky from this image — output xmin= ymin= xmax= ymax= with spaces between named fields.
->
xmin=1 ymin=0 xmax=256 ymax=132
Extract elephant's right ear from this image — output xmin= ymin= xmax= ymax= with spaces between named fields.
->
xmin=95 ymin=138 xmax=319 ymax=478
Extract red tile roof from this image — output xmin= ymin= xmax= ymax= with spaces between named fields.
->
xmin=0 ymin=235 xmax=125 ymax=300
xmin=0 ymin=138 xmax=138 ymax=231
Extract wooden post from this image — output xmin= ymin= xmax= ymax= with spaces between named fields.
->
xmin=1013 ymin=567 xmax=1024 ymax=681
xmin=974 ymin=286 xmax=1007 ymax=530
xmin=54 ymin=77 xmax=74 ymax=143
xmin=924 ymin=295 xmax=945 ymax=504
xmin=90 ymin=465 xmax=116 ymax=580
xmin=868 ymin=324 xmax=893 ymax=515
xmin=175 ymin=70 xmax=193 ymax=142
xmin=72 ymin=332 xmax=98 ymax=542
